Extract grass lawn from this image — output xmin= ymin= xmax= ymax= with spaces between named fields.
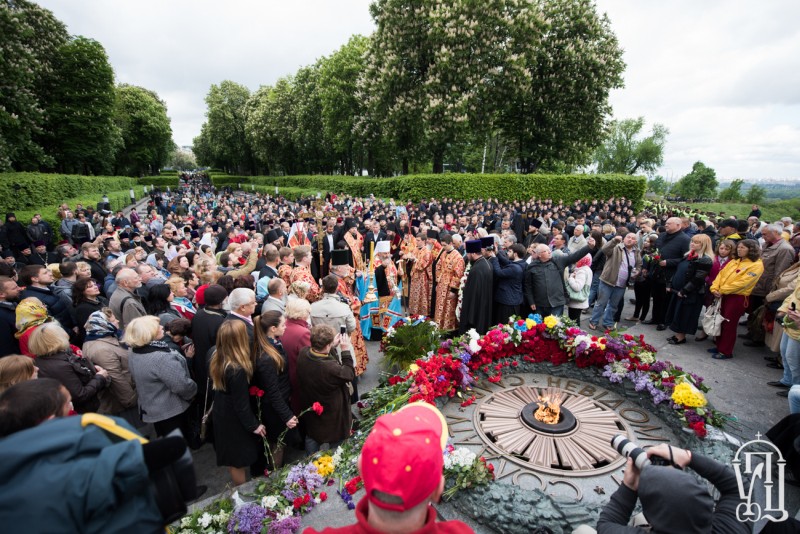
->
xmin=670 ymin=201 xmax=800 ymax=222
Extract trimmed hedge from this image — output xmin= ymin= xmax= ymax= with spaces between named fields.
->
xmin=209 ymin=173 xmax=646 ymax=205
xmin=136 ymin=176 xmax=180 ymax=188
xmin=0 ymin=173 xmax=137 ymax=214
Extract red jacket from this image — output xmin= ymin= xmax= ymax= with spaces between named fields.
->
xmin=280 ymin=317 xmax=310 ymax=413
xmin=304 ymin=497 xmax=474 ymax=534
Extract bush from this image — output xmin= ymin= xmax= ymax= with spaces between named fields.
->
xmin=209 ymin=173 xmax=646 ymax=205
xmin=136 ymin=176 xmax=180 ymax=188
xmin=0 ymin=173 xmax=137 ymax=214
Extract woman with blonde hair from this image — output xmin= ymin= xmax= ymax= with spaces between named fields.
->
xmin=75 ymin=262 xmax=92 ymax=280
xmin=0 ymin=355 xmax=37 ymax=393
xmin=166 ymin=275 xmax=196 ymax=319
xmin=252 ymin=310 xmax=298 ymax=469
xmin=30 ymin=322 xmax=109 ymax=413
xmin=287 ymin=281 xmax=312 ymax=303
xmin=124 ymin=316 xmax=197 ymax=437
xmin=666 ymin=234 xmax=715 ymax=345
xmin=209 ymin=320 xmax=265 ymax=486
xmin=282 ymin=298 xmax=312 ymax=413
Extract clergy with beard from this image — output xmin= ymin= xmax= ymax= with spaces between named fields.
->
xmin=458 ymin=239 xmax=493 ymax=335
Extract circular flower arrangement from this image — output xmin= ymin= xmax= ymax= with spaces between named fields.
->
xmin=181 ymin=314 xmax=730 ymax=533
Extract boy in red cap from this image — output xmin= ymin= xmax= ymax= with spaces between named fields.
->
xmin=306 ymin=402 xmax=473 ymax=534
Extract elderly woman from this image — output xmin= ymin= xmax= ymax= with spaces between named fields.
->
xmin=124 ymin=316 xmax=197 ymax=437
xmin=166 ymin=275 xmax=196 ymax=319
xmin=82 ymin=309 xmax=137 ymax=417
xmin=709 ymin=239 xmax=764 ymax=360
xmin=566 ymin=254 xmax=593 ymax=328
xmin=297 ymin=324 xmax=354 ymax=454
xmin=281 ymin=299 xmax=312 ymax=414
xmin=75 ymin=261 xmax=93 ymax=280
xmin=15 ymin=297 xmax=53 ymax=357
xmin=29 ymin=323 xmax=109 ymax=413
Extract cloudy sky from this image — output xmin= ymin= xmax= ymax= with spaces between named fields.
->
xmin=36 ymin=0 xmax=800 ymax=182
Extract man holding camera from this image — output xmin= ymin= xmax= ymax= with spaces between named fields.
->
xmin=594 ymin=443 xmax=747 ymax=534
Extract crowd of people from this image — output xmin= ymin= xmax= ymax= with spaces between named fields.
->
xmin=1 ymin=174 xmax=799 ymax=531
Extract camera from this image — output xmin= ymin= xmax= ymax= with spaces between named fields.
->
xmin=340 ymin=325 xmax=347 ymax=335
xmin=611 ymin=435 xmax=672 ymax=470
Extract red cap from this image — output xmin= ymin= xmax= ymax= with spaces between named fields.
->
xmin=360 ymin=402 xmax=448 ymax=512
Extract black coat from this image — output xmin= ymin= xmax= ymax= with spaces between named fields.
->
xmin=489 ymin=255 xmax=524 ymax=306
xmin=524 ymin=246 xmax=591 ymax=309
xmin=212 ymin=365 xmax=261 ymax=468
xmin=35 ymin=349 xmax=108 ymax=413
xmin=459 ymin=256 xmax=494 ymax=335
xmin=191 ymin=307 xmax=227 ymax=394
xmin=253 ymin=341 xmax=294 ymax=442
xmin=0 ymin=302 xmax=19 ymax=357
xmin=654 ymin=231 xmax=691 ymax=284
xmin=20 ymin=286 xmax=73 ymax=329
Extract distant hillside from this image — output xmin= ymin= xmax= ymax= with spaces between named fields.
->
xmin=717 ymin=181 xmax=800 ymax=200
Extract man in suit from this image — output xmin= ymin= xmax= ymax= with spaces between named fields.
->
xmin=364 ymin=220 xmax=387 ymax=263
xmin=321 ymin=220 xmax=339 ymax=277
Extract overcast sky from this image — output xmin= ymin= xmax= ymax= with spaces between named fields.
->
xmin=35 ymin=0 xmax=800 ymax=182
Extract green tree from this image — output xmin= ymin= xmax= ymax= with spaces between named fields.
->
xmin=168 ymin=148 xmax=197 ymax=171
xmin=746 ymin=184 xmax=766 ymax=205
xmin=500 ymin=0 xmax=625 ymax=173
xmin=245 ymin=78 xmax=298 ymax=175
xmin=0 ymin=0 xmax=68 ymax=170
xmin=114 ymin=84 xmax=174 ymax=176
xmin=594 ymin=117 xmax=668 ymax=175
xmin=671 ymin=161 xmax=718 ymax=200
xmin=647 ymin=175 xmax=669 ymax=196
xmin=318 ymin=35 xmax=371 ymax=175
xmin=198 ymin=81 xmax=255 ymax=174
xmin=292 ymin=64 xmax=331 ymax=174
xmin=718 ymin=179 xmax=744 ymax=202
xmin=42 ymin=36 xmax=121 ymax=175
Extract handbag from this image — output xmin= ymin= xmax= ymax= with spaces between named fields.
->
xmin=702 ymin=298 xmax=728 ymax=337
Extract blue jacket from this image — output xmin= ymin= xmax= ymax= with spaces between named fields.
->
xmin=490 ymin=254 xmax=525 ymax=306
xmin=0 ymin=416 xmax=162 ymax=533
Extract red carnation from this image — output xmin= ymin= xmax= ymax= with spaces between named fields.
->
xmin=303 ymin=494 xmax=311 ymax=504
xmin=320 ymin=491 xmax=328 ymax=502
xmin=249 ymin=386 xmax=264 ymax=397
xmin=293 ymin=497 xmax=304 ymax=509
xmin=312 ymin=402 xmax=324 ymax=415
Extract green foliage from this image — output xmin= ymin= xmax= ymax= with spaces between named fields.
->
xmin=381 ymin=319 xmax=442 ymax=372
xmin=209 ymin=173 xmax=646 ymax=205
xmin=113 ymin=84 xmax=174 ymax=176
xmin=0 ymin=172 xmax=136 ymax=213
xmin=718 ymin=179 xmax=744 ymax=202
xmin=136 ymin=176 xmax=180 ymax=188
xmin=193 ymin=81 xmax=255 ymax=174
xmin=0 ymin=0 xmax=68 ymax=171
xmin=746 ymin=184 xmax=766 ymax=205
xmin=647 ymin=175 xmax=670 ymax=196
xmin=595 ymin=117 xmax=668 ymax=175
xmin=670 ymin=161 xmax=718 ymax=201
xmin=42 ymin=37 xmax=121 ymax=175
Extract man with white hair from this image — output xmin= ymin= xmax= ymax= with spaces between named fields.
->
xmin=225 ymin=287 xmax=257 ymax=341
xmin=108 ymin=268 xmax=146 ymax=329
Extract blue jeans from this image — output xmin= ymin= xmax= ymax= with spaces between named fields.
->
xmin=588 ymin=275 xmax=601 ymax=307
xmin=780 ymin=332 xmax=800 ymax=385
xmin=590 ymin=282 xmax=626 ymax=329
xmin=790 ymin=386 xmax=800 ymax=414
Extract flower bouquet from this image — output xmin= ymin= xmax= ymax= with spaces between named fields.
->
xmin=379 ymin=315 xmax=442 ymax=372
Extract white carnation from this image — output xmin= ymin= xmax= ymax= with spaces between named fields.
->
xmin=199 ymin=513 xmax=213 ymax=528
xmin=261 ymin=495 xmax=280 ymax=510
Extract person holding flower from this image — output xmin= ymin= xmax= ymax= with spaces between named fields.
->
xmin=253 ymin=310 xmax=298 ymax=469
xmin=709 ymin=239 xmax=764 ymax=360
xmin=209 ymin=320 xmax=265 ymax=486
xmin=296 ymin=324 xmax=354 ymax=454
xmin=665 ymin=234 xmax=714 ymax=345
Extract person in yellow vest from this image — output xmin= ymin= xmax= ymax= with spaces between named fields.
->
xmin=709 ymin=239 xmax=764 ymax=359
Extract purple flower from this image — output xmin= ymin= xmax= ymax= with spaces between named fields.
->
xmin=268 ymin=515 xmax=302 ymax=534
xmin=228 ymin=503 xmax=268 ymax=534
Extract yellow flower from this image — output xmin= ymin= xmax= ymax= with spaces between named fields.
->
xmin=670 ymin=382 xmax=707 ymax=408
xmin=314 ymin=455 xmax=335 ymax=477
xmin=543 ymin=315 xmax=559 ymax=329
xmin=525 ymin=318 xmax=536 ymax=330
xmin=409 ymin=363 xmax=420 ymax=373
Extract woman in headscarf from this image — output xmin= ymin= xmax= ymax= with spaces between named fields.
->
xmin=566 ymin=254 xmax=593 ymax=328
xmin=81 ymin=309 xmax=138 ymax=418
xmin=15 ymin=297 xmax=53 ymax=357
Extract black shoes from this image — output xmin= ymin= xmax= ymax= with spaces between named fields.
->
xmin=743 ymin=340 xmax=765 ymax=347
xmin=656 ymin=324 xmax=667 ymax=331
xmin=767 ymin=381 xmax=790 ymax=389
xmin=777 ymin=390 xmax=789 ymax=397
xmin=767 ymin=362 xmax=784 ymax=370
xmin=643 ymin=320 xmax=657 ymax=325
xmin=668 ymin=337 xmax=686 ymax=345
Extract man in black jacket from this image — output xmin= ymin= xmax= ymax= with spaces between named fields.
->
xmin=18 ymin=265 xmax=73 ymax=330
xmin=647 ymin=217 xmax=690 ymax=330
xmin=525 ymin=238 xmax=595 ymax=318
xmin=0 ymin=277 xmax=21 ymax=357
xmin=488 ymin=243 xmax=526 ymax=325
